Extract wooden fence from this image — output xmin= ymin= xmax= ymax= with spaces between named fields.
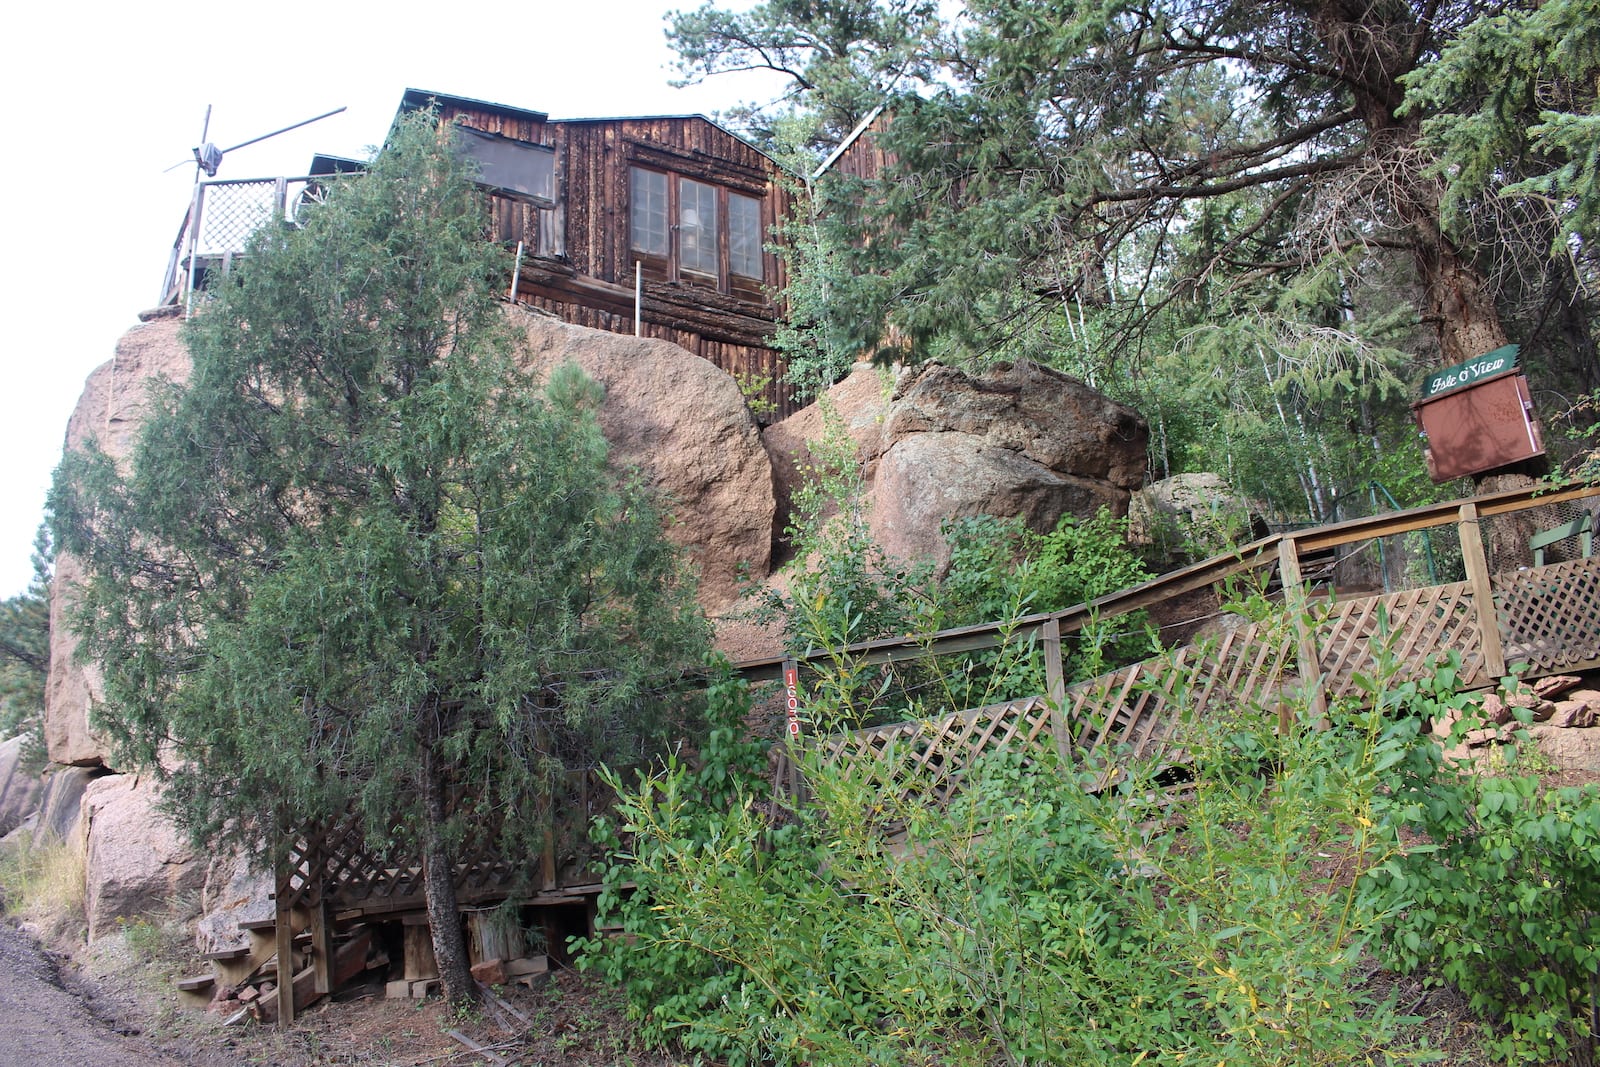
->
xmin=271 ymin=481 xmax=1597 ymax=1021
xmin=766 ymin=481 xmax=1600 ymax=819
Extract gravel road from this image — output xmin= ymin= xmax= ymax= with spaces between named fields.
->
xmin=0 ymin=919 xmax=182 ymax=1066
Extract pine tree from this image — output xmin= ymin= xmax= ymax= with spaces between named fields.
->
xmin=50 ymin=113 xmax=710 ymax=1005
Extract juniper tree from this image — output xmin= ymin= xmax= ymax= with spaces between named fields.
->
xmin=50 ymin=113 xmax=709 ymax=1005
xmin=0 ymin=525 xmax=52 ymax=766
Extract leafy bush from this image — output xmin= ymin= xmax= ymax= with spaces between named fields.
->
xmin=1367 ymin=687 xmax=1600 ymax=1066
xmin=582 ymin=660 xmax=1414 ymax=1065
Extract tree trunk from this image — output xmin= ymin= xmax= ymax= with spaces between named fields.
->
xmin=420 ymin=748 xmax=475 ymax=1007
xmin=1307 ymin=0 xmax=1512 ymax=365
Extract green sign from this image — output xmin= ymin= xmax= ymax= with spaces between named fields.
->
xmin=1422 ymin=344 xmax=1519 ymax=399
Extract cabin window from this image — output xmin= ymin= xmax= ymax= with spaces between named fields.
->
xmin=678 ymin=179 xmax=720 ymax=276
xmin=630 ymin=168 xmax=670 ymax=258
xmin=728 ymin=192 xmax=763 ymax=280
xmin=628 ymin=165 xmax=768 ymax=292
xmin=452 ymin=126 xmax=554 ymax=203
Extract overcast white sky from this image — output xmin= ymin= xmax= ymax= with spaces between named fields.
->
xmin=0 ymin=0 xmax=785 ymax=599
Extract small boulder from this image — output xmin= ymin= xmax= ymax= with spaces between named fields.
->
xmin=1533 ymin=675 xmax=1584 ymax=700
xmin=470 ymin=958 xmax=506 ymax=986
xmin=1480 ymin=692 xmax=1512 ymax=726
xmin=1550 ymin=699 xmax=1597 ymax=730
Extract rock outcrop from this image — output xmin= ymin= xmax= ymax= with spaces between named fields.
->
xmin=0 ymin=736 xmax=41 ymax=838
xmin=47 ymin=312 xmax=191 ymax=769
xmin=511 ymin=310 xmax=774 ymax=611
xmin=193 ymin=852 xmax=274 ymax=956
xmin=79 ymin=774 xmax=206 ymax=941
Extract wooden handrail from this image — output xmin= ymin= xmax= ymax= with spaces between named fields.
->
xmin=732 ymin=478 xmax=1600 ymax=684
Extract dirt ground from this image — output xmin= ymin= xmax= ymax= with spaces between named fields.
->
xmin=0 ymin=917 xmax=689 ymax=1067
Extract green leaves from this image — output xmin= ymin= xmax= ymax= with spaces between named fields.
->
xmin=1366 ymin=685 xmax=1600 ymax=1064
xmin=589 ymin=687 xmax=1413 ymax=1065
xmin=50 ymin=112 xmax=710 ymax=880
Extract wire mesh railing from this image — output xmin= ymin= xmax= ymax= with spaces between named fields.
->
xmin=161 ymin=176 xmax=332 ymax=304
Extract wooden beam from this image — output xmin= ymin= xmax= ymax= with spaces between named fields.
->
xmin=1458 ymin=502 xmax=1507 ymax=681
xmin=1042 ymin=618 xmax=1071 ymax=761
xmin=1278 ymin=536 xmax=1327 ymax=721
xmin=274 ymin=893 xmax=294 ymax=1026
xmin=310 ymin=894 xmax=334 ymax=996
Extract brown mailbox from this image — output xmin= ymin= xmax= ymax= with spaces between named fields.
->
xmin=1412 ymin=368 xmax=1543 ymax=482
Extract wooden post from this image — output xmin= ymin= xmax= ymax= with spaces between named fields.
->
xmin=1042 ymin=617 xmax=1071 ymax=760
xmin=274 ymin=892 xmax=295 ymax=1026
xmin=1278 ymin=535 xmax=1327 ymax=722
xmin=310 ymin=891 xmax=333 ymax=997
xmin=1458 ymin=502 xmax=1507 ymax=681
xmin=782 ymin=658 xmax=804 ymax=803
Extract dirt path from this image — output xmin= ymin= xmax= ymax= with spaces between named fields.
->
xmin=0 ymin=918 xmax=185 ymax=1067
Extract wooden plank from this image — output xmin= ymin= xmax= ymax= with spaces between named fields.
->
xmin=1279 ymin=536 xmax=1327 ymax=721
xmin=1043 ymin=618 xmax=1070 ymax=762
xmin=274 ymin=893 xmax=294 ymax=1025
xmin=311 ymin=895 xmax=334 ymax=996
xmin=1459 ymin=502 xmax=1507 ymax=680
xmin=261 ymin=928 xmax=372 ymax=1025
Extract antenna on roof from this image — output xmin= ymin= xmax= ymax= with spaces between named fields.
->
xmin=163 ymin=105 xmax=348 ymax=177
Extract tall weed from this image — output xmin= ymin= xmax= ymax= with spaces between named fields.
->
xmin=0 ymin=829 xmax=86 ymax=935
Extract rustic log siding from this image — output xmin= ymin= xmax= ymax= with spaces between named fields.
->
xmin=412 ymin=99 xmax=796 ymax=418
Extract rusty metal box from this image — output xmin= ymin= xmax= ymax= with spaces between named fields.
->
xmin=1412 ymin=369 xmax=1544 ymax=482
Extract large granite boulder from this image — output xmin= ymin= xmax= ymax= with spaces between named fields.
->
xmin=0 ymin=735 xmax=41 ymax=837
xmin=47 ymin=310 xmax=191 ymax=769
xmin=79 ymin=773 xmax=205 ymax=941
xmin=763 ymin=360 xmax=1148 ymax=573
xmin=511 ymin=309 xmax=775 ymax=611
xmin=762 ymin=363 xmax=896 ymax=562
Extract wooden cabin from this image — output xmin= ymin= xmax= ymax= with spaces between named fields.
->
xmin=408 ymin=90 xmax=797 ymax=418
xmin=165 ymin=89 xmax=798 ymax=420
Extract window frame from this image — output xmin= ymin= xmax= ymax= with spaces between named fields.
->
xmin=627 ymin=163 xmax=768 ymax=295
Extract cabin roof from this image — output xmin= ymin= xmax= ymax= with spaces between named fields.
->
xmin=308 ymin=153 xmax=366 ymax=176
xmin=396 ymin=89 xmax=782 ymax=170
xmin=399 ymin=88 xmax=550 ymax=125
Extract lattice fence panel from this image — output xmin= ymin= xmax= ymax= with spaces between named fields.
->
xmin=804 ymin=695 xmax=1057 ymax=818
xmin=779 ymin=615 xmax=1301 ymax=810
xmin=196 ymin=181 xmax=290 ymax=256
xmin=1315 ymin=581 xmax=1488 ymax=696
xmin=1494 ymin=557 xmax=1600 ymax=671
xmin=279 ymin=771 xmax=609 ymax=914
xmin=1061 ymin=617 xmax=1298 ymax=788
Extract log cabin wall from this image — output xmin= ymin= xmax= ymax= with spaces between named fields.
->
xmin=408 ymin=92 xmax=797 ymax=420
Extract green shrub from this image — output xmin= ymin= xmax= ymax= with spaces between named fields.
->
xmin=582 ymin=659 xmax=1414 ymax=1065
xmin=1366 ymin=691 xmax=1600 ymax=1066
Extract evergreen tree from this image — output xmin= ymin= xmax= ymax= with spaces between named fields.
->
xmin=0 ymin=525 xmax=52 ymax=764
xmin=50 ymin=114 xmax=709 ymax=1005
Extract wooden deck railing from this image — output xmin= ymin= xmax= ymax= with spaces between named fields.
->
xmin=761 ymin=480 xmax=1600 ymax=814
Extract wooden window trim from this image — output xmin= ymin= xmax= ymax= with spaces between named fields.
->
xmin=627 ymin=164 xmax=768 ymax=295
